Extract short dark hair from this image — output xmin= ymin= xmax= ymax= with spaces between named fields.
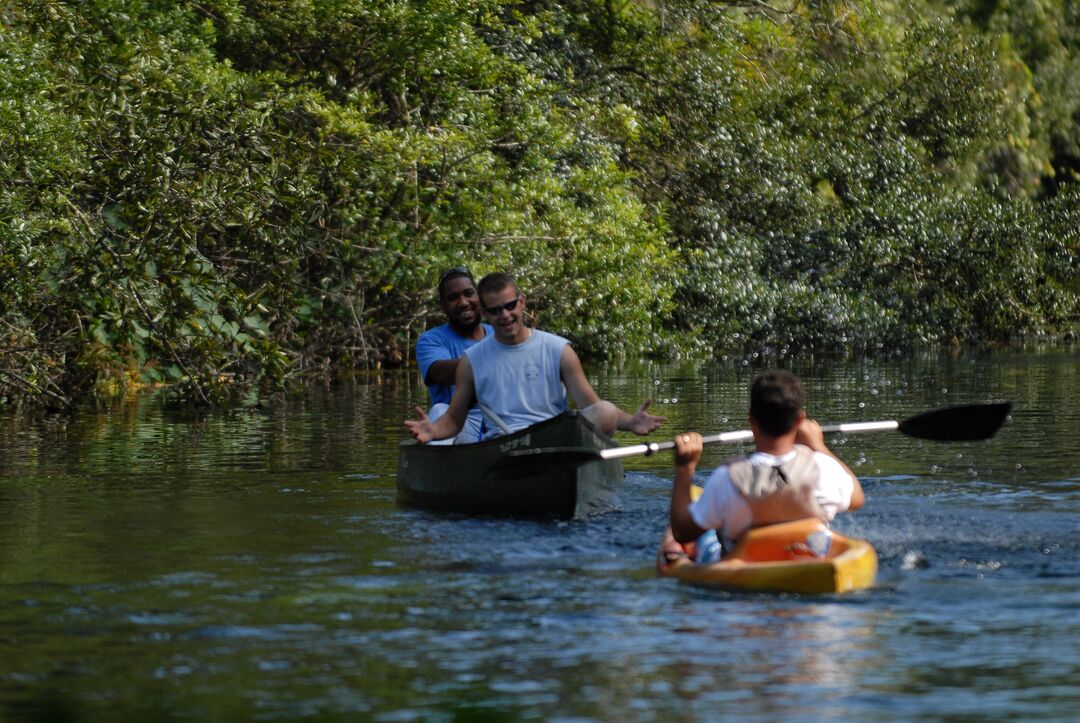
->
xmin=749 ymin=370 xmax=805 ymax=437
xmin=438 ymin=266 xmax=475 ymax=298
xmin=477 ymin=272 xmax=519 ymax=303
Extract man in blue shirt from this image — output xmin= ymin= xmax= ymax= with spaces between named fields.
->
xmin=414 ymin=267 xmax=493 ymax=443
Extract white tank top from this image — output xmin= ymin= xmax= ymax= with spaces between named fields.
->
xmin=464 ymin=329 xmax=569 ymax=435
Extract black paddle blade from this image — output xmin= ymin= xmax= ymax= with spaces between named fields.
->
xmin=898 ymin=401 xmax=1011 ymax=441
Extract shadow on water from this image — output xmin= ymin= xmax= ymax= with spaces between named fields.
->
xmin=0 ymin=348 xmax=1077 ymax=720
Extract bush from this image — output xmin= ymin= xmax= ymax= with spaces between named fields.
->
xmin=0 ymin=0 xmax=1076 ymax=408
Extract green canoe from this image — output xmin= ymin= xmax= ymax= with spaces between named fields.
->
xmin=397 ymin=411 xmax=623 ymax=519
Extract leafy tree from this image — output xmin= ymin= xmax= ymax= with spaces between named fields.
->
xmin=0 ymin=0 xmax=1075 ymax=408
xmin=950 ymin=0 xmax=1080 ymax=195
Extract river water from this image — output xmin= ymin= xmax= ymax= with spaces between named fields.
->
xmin=1 ymin=348 xmax=1077 ymax=721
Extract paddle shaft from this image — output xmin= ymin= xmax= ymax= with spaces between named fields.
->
xmin=599 ymin=420 xmax=901 ymax=461
xmin=492 ymin=402 xmax=1010 ymax=471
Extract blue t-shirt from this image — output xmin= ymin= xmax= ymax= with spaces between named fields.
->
xmin=415 ymin=323 xmax=493 ymax=405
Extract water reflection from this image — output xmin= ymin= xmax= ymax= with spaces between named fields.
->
xmin=666 ymin=601 xmax=877 ymax=695
xmin=0 ymin=348 xmax=1077 ymax=720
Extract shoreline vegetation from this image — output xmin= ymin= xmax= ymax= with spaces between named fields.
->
xmin=2 ymin=1 xmax=1078 ymax=409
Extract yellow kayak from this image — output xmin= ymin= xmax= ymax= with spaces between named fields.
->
xmin=656 ymin=517 xmax=878 ymax=594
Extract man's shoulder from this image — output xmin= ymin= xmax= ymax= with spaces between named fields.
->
xmin=700 ymin=464 xmax=736 ymax=495
xmin=693 ymin=466 xmax=742 ymax=515
xmin=412 ymin=322 xmax=447 ymax=339
xmin=811 ymin=451 xmax=849 ymax=480
xmin=532 ymin=328 xmax=571 ymax=346
xmin=417 ymin=323 xmax=452 ymax=343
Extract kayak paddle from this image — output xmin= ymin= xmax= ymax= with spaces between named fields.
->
xmin=493 ymin=400 xmax=1012 ymax=469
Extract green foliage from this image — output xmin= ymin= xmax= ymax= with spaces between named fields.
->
xmin=0 ymin=0 xmax=1076 ymax=408
xmin=567 ymin=0 xmax=1078 ymax=354
xmin=953 ymin=0 xmax=1080 ymax=194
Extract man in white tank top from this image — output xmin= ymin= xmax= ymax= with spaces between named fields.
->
xmin=662 ymin=370 xmax=865 ymax=564
xmin=405 ymin=273 xmax=666 ymax=442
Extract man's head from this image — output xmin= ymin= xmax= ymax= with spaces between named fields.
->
xmin=749 ymin=370 xmax=806 ymax=437
xmin=438 ymin=266 xmax=475 ymax=298
xmin=437 ymin=266 xmax=481 ymax=334
xmin=476 ymin=272 xmax=518 ymax=304
xmin=477 ymin=272 xmax=527 ymax=343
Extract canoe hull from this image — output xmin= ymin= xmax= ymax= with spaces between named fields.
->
xmin=658 ymin=517 xmax=878 ymax=594
xmin=397 ymin=411 xmax=623 ymax=519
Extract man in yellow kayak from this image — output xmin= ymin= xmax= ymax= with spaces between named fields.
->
xmin=664 ymin=370 xmax=865 ymax=566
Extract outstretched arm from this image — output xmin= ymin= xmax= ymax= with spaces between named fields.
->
xmin=796 ymin=418 xmax=865 ymax=510
xmin=620 ymin=398 xmax=667 ymax=435
xmin=405 ymin=357 xmax=477 ymax=443
xmin=559 ymin=346 xmax=666 ymax=436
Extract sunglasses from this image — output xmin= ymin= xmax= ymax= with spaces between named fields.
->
xmin=483 ymin=295 xmax=521 ymax=316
